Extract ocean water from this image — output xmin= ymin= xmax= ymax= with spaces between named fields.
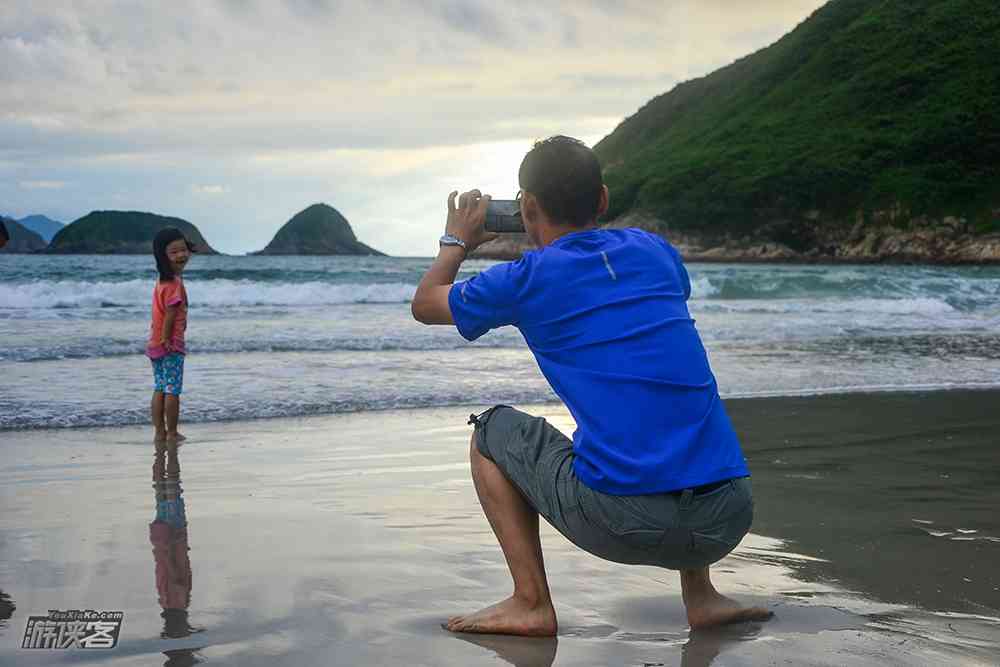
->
xmin=1 ymin=254 xmax=999 ymax=430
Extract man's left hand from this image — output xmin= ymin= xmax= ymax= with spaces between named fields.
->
xmin=446 ymin=189 xmax=498 ymax=253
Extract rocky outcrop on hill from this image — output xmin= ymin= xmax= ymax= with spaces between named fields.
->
xmin=255 ymin=203 xmax=384 ymax=255
xmin=613 ymin=210 xmax=1000 ymax=264
xmin=469 ymin=209 xmax=1000 ymax=264
xmin=470 ymin=233 xmax=535 ymax=260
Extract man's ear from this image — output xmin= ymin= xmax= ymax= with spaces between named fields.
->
xmin=521 ymin=191 xmax=541 ymax=226
xmin=597 ymin=185 xmax=609 ymax=218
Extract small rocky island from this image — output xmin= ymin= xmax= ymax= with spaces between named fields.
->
xmin=47 ymin=211 xmax=217 ymax=254
xmin=255 ymin=203 xmax=384 ymax=255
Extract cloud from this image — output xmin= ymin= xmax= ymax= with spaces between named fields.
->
xmin=0 ymin=0 xmax=827 ymax=254
xmin=191 ymin=184 xmax=228 ymax=195
xmin=18 ymin=180 xmax=66 ymax=189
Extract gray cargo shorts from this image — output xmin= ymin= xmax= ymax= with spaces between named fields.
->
xmin=471 ymin=405 xmax=753 ymax=570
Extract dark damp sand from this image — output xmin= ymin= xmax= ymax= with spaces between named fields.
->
xmin=727 ymin=391 xmax=1000 ymax=616
xmin=1 ymin=390 xmax=998 ymax=666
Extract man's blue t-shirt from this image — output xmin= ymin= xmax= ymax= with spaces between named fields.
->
xmin=448 ymin=227 xmax=749 ymax=495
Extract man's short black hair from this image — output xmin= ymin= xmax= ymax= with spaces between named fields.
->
xmin=0 ymin=218 xmax=9 ymax=242
xmin=518 ymin=135 xmax=603 ymax=227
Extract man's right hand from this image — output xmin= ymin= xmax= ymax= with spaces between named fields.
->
xmin=446 ymin=189 xmax=498 ymax=252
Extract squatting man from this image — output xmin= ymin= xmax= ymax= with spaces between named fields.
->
xmin=412 ymin=136 xmax=771 ymax=636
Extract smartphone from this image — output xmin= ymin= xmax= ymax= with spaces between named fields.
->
xmin=485 ymin=199 xmax=525 ymax=233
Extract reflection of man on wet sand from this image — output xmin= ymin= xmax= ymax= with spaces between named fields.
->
xmin=413 ymin=136 xmax=771 ymax=635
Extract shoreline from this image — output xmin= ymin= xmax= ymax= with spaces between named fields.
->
xmin=3 ymin=382 xmax=1000 ymax=434
xmin=6 ymin=249 xmax=1000 ymax=265
xmin=474 ymin=249 xmax=1000 ymax=265
xmin=475 ymin=245 xmax=1000 ymax=265
xmin=471 ymin=218 xmax=1000 ymax=265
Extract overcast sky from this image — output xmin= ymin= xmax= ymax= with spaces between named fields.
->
xmin=2 ymin=1 xmax=825 ymax=255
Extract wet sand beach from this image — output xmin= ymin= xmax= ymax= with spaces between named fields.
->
xmin=1 ymin=390 xmax=998 ymax=666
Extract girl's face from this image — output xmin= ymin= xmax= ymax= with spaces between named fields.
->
xmin=165 ymin=239 xmax=190 ymax=274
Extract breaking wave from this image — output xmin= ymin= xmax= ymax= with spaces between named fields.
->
xmin=0 ymin=280 xmax=417 ymax=310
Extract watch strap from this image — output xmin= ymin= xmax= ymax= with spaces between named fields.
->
xmin=439 ymin=234 xmax=468 ymax=251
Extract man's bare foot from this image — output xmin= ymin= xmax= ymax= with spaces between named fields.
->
xmin=165 ymin=432 xmax=186 ymax=445
xmin=445 ymin=595 xmax=557 ymax=636
xmin=154 ymin=432 xmax=167 ymax=443
xmin=685 ymin=590 xmax=773 ymax=630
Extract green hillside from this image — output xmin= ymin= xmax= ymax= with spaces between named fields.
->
xmin=595 ymin=0 xmax=1000 ymax=237
xmin=48 ymin=211 xmax=217 ymax=254
xmin=256 ymin=203 xmax=384 ymax=255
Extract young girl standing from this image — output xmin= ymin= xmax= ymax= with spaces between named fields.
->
xmin=148 ymin=228 xmax=193 ymax=443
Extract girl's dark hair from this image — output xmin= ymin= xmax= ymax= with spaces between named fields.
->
xmin=152 ymin=227 xmax=195 ymax=281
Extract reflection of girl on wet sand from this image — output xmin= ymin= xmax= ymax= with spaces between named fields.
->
xmin=150 ymin=442 xmax=199 ymax=639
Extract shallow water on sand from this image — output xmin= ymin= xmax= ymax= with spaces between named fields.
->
xmin=1 ymin=392 xmax=998 ymax=665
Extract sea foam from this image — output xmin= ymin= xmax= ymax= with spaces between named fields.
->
xmin=0 ymin=280 xmax=417 ymax=310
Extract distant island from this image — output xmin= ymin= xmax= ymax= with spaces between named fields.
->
xmin=48 ymin=211 xmax=217 ymax=254
xmin=0 ymin=217 xmax=47 ymax=253
xmin=254 ymin=203 xmax=385 ymax=256
xmin=477 ymin=0 xmax=1000 ymax=264
xmin=17 ymin=215 xmax=64 ymax=243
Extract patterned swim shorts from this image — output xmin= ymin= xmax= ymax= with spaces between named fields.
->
xmin=151 ymin=353 xmax=185 ymax=395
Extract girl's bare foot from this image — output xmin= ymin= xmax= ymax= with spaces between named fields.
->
xmin=685 ymin=589 xmax=772 ymax=630
xmin=445 ymin=595 xmax=557 ymax=636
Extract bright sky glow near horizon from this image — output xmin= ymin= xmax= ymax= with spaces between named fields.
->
xmin=2 ymin=1 xmax=826 ymax=256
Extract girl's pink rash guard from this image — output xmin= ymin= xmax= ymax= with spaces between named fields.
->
xmin=147 ymin=277 xmax=188 ymax=359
